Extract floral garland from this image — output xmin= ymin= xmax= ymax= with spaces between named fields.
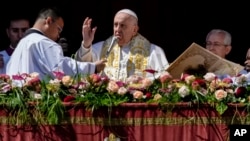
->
xmin=0 ymin=70 xmax=250 ymax=124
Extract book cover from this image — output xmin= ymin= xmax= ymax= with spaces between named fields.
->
xmin=166 ymin=42 xmax=244 ymax=78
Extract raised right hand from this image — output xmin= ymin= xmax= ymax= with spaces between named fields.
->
xmin=82 ymin=17 xmax=97 ymax=48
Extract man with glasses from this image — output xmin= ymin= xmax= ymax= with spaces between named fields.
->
xmin=205 ymin=29 xmax=232 ymax=59
xmin=6 ymin=7 xmax=106 ymax=80
xmin=204 ymin=29 xmax=245 ymax=77
xmin=0 ymin=15 xmax=30 ymax=74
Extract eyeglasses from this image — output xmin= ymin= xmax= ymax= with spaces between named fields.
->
xmin=54 ymin=22 xmax=63 ymax=34
xmin=45 ymin=17 xmax=63 ymax=34
xmin=205 ymin=42 xmax=228 ymax=48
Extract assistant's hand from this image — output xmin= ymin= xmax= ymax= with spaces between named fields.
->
xmin=94 ymin=59 xmax=107 ymax=73
xmin=82 ymin=17 xmax=97 ymax=48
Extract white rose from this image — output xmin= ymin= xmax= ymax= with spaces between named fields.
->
xmin=117 ymin=87 xmax=128 ymax=95
xmin=203 ymin=72 xmax=216 ymax=82
xmin=178 ymin=85 xmax=190 ymax=98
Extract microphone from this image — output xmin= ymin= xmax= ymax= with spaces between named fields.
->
xmin=105 ymin=36 xmax=118 ymax=58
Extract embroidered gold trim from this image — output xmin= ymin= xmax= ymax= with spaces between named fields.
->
xmin=100 ymin=34 xmax=151 ymax=80
xmin=0 ymin=115 xmax=249 ymax=125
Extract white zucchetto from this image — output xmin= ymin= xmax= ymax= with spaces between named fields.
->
xmin=116 ymin=9 xmax=138 ymax=20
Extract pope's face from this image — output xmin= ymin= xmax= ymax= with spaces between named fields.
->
xmin=113 ymin=12 xmax=138 ymax=46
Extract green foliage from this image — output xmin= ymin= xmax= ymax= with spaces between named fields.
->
xmin=1 ymin=71 xmax=250 ymax=125
xmin=216 ymin=102 xmax=228 ymax=115
xmin=37 ymin=93 xmax=65 ymax=125
xmin=76 ymin=92 xmax=129 ymax=111
xmin=1 ymin=87 xmax=30 ymax=125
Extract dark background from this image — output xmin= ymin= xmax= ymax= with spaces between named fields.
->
xmin=1 ymin=0 xmax=249 ymax=65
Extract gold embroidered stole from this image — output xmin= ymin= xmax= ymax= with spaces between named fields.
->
xmin=101 ymin=34 xmax=150 ymax=80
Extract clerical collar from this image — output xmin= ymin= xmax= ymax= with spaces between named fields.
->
xmin=23 ymin=28 xmax=44 ymax=37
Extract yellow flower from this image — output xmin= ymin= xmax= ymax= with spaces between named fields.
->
xmin=153 ymin=93 xmax=162 ymax=101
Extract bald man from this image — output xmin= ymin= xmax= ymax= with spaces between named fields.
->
xmin=75 ymin=9 xmax=169 ymax=81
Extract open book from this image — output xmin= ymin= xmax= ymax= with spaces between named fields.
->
xmin=166 ymin=42 xmax=244 ymax=78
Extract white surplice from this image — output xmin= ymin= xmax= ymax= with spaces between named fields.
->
xmin=6 ymin=29 xmax=96 ymax=79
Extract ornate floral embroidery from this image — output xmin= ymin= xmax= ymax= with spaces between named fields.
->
xmin=101 ymin=34 xmax=150 ymax=80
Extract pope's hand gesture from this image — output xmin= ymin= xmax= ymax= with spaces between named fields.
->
xmin=82 ymin=17 xmax=97 ymax=48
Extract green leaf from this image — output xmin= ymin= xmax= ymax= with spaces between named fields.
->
xmin=216 ymin=102 xmax=228 ymax=115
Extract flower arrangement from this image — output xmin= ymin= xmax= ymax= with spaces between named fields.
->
xmin=1 ymin=70 xmax=250 ymax=125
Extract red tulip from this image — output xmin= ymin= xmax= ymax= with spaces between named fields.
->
xmin=234 ymin=86 xmax=247 ymax=98
xmin=145 ymin=92 xmax=152 ymax=99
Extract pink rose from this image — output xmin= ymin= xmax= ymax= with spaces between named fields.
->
xmin=117 ymin=87 xmax=128 ymax=95
xmin=62 ymin=75 xmax=73 ymax=86
xmin=126 ymin=75 xmax=143 ymax=84
xmin=159 ymin=72 xmax=172 ymax=83
xmin=133 ymin=90 xmax=143 ymax=99
xmin=90 ymin=74 xmax=101 ymax=83
xmin=107 ymin=80 xmax=119 ymax=93
xmin=214 ymin=89 xmax=227 ymax=101
xmin=141 ymin=78 xmax=153 ymax=88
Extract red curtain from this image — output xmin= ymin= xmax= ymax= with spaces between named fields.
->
xmin=0 ymin=103 xmax=247 ymax=141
